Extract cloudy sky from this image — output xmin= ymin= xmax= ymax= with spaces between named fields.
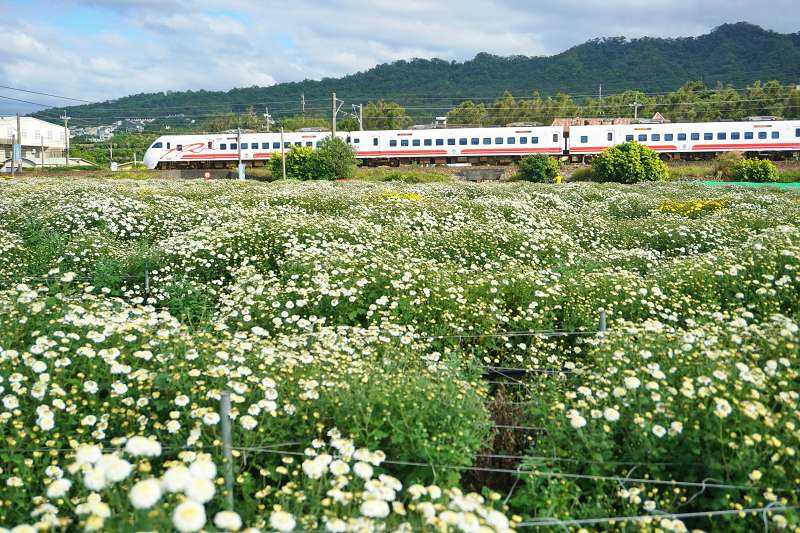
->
xmin=1 ymin=0 xmax=799 ymax=114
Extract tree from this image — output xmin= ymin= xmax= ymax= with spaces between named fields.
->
xmin=309 ymin=136 xmax=357 ymax=180
xmin=269 ymin=146 xmax=315 ymax=180
xmin=591 ymin=142 xmax=669 ymax=183
xmin=363 ymin=100 xmax=409 ymax=130
xmin=732 ymin=158 xmax=778 ymax=182
xmin=447 ymin=101 xmax=488 ymax=126
xmin=516 ymin=154 xmax=559 ymax=182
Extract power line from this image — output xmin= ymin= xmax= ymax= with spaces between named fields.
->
xmin=0 ymin=84 xmax=94 ymax=103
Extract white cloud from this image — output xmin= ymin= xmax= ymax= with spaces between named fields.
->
xmin=0 ymin=0 xmax=798 ymax=115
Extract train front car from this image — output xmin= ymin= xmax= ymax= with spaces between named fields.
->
xmin=143 ymin=136 xmax=170 ymax=169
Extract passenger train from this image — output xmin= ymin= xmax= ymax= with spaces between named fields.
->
xmin=142 ymin=119 xmax=800 ymax=170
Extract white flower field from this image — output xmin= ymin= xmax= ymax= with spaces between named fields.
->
xmin=0 ymin=177 xmax=798 ymax=532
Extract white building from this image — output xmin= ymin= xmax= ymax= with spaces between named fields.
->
xmin=0 ymin=116 xmax=88 ymax=171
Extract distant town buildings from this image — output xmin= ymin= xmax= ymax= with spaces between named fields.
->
xmin=71 ymin=118 xmax=155 ymax=141
xmin=551 ymin=113 xmax=669 ymax=129
xmin=0 ymin=116 xmax=83 ymax=170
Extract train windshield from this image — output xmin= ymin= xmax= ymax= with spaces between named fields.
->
xmin=151 ymin=142 xmax=163 ymax=149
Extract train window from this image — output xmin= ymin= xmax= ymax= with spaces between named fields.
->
xmin=532 ymin=137 xmax=539 ymax=144
xmin=495 ymin=137 xmax=503 ymax=144
xmin=401 ymin=140 xmax=409 ymax=146
xmin=353 ymin=138 xmax=360 ymax=144
xmin=459 ymin=138 xmax=467 ymax=145
xmin=796 ymin=128 xmax=800 ymax=137
xmin=758 ymin=131 xmax=767 ymax=140
xmin=272 ymin=142 xmax=279 ymax=149
xmin=412 ymin=139 xmax=420 ymax=146
xmin=691 ymin=133 xmax=700 ymax=141
xmin=703 ymin=133 xmax=712 ymax=140
xmin=252 ymin=143 xmax=259 ymax=149
xmin=651 ymin=134 xmax=660 ymax=141
xmin=435 ymin=139 xmax=444 ymax=146
xmin=230 ymin=143 xmax=237 ymax=150
xmin=678 ymin=133 xmax=686 ymax=141
xmin=745 ymin=132 xmax=754 ymax=139
xmin=166 ymin=142 xmax=171 ymax=149
xmin=580 ymin=136 xmax=588 ymax=143
xmin=471 ymin=138 xmax=479 ymax=145
xmin=220 ymin=143 xmax=226 ymax=150
xmin=626 ymin=135 xmax=634 ymax=142
xmin=771 ymin=131 xmax=779 ymax=139
xmin=731 ymin=132 xmax=740 ymax=140
xmin=316 ymin=142 xmax=322 ymax=148
xmin=424 ymin=139 xmax=432 ymax=146
xmin=717 ymin=133 xmax=726 ymax=140
xmin=261 ymin=142 xmax=269 ymax=149
xmin=207 ymin=141 xmax=213 ymax=149
xmin=607 ymin=132 xmax=613 ymax=141
xmin=390 ymin=140 xmax=397 ymax=147
xmin=447 ymin=139 xmax=456 ymax=146
xmin=306 ymin=142 xmax=313 ymax=147
xmin=294 ymin=142 xmax=301 ymax=146
xmin=553 ymin=133 xmax=558 ymax=142
xmin=507 ymin=137 xmax=515 ymax=144
xmin=284 ymin=142 xmax=290 ymax=148
xmin=664 ymin=134 xmax=673 ymax=141
xmin=152 ymin=142 xmax=163 ymax=148
xmin=483 ymin=138 xmax=491 ymax=145
xmin=638 ymin=134 xmax=647 ymax=142
xmin=520 ymin=137 xmax=527 ymax=144
xmin=373 ymin=138 xmax=378 ymax=146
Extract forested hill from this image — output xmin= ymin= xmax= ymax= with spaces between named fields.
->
xmin=34 ymin=22 xmax=800 ymax=127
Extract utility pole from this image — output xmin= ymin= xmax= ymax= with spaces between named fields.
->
xmin=332 ymin=92 xmax=337 ymax=138
xmin=301 ymin=93 xmax=305 ymax=115
xmin=280 ymin=127 xmax=286 ymax=180
xmin=15 ymin=113 xmax=21 ymax=174
xmin=61 ymin=110 xmax=70 ymax=167
xmin=10 ymin=134 xmax=15 ymax=177
xmin=237 ymin=127 xmax=244 ymax=180
xmin=264 ymin=106 xmax=271 ymax=132
xmin=109 ymin=142 xmax=113 ymax=168
xmin=598 ymin=84 xmax=603 ymax=116
xmin=40 ymin=136 xmax=44 ymax=169
xmin=134 ymin=152 xmax=137 ymax=169
xmin=628 ymin=101 xmax=643 ymax=120
xmin=353 ymin=104 xmax=363 ymax=131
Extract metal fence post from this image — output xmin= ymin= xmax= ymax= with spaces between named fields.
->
xmin=143 ymin=259 xmax=150 ymax=302
xmin=599 ymin=309 xmax=607 ymax=333
xmin=220 ymin=391 xmax=235 ymax=510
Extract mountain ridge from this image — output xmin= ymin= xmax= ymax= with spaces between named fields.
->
xmin=33 ymin=22 xmax=800 ymax=127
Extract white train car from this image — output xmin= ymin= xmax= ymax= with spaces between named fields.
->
xmin=568 ymin=120 xmax=800 ymax=159
xmin=142 ymin=125 xmax=563 ymax=169
xmin=142 ymin=130 xmax=337 ymax=169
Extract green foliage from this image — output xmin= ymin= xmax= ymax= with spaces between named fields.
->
xmin=269 ymin=138 xmax=356 ymax=180
xmin=732 ymin=158 xmax=779 ymax=182
xmin=591 ymin=142 xmax=670 ymax=183
xmin=308 ymin=137 xmax=357 ymax=180
xmin=269 ymin=146 xmax=315 ymax=179
xmin=278 ymin=115 xmax=331 ymax=131
xmin=568 ymin=166 xmax=594 ymax=182
xmin=516 ymin=154 xmax=560 ymax=182
xmin=356 ymin=167 xmax=452 ymax=183
xmin=363 ymin=100 xmax=410 ymax=130
xmin=70 ymin=133 xmax=159 ymax=166
xmin=712 ymin=151 xmax=745 ymax=179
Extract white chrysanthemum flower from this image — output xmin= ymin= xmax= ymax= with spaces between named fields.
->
xmin=603 ymin=407 xmax=620 ymax=422
xmin=269 ymin=511 xmax=296 ymax=532
xmin=125 ymin=436 xmax=162 ymax=457
xmin=324 ymin=518 xmax=347 ymax=532
xmin=624 ymin=376 xmax=641 ymax=390
xmin=75 ymin=444 xmax=103 ymax=466
xmin=329 ymin=460 xmax=350 ymax=476
xmin=652 ymin=425 xmax=666 ymax=438
xmin=353 ymin=461 xmax=373 ymax=480
xmin=129 ymin=478 xmax=162 ymax=509
xmin=10 ymin=525 xmax=37 ymax=533
xmin=239 ymin=415 xmax=257 ymax=430
xmin=83 ymin=468 xmax=107 ymax=491
xmin=302 ymin=458 xmax=326 ymax=479
xmin=714 ymin=398 xmax=732 ymax=418
xmin=360 ymin=498 xmax=390 ymax=518
xmin=569 ymin=413 xmax=587 ymax=429
xmin=103 ymin=456 xmax=133 ymax=483
xmin=173 ymin=500 xmax=206 ymax=533
xmin=189 ymin=459 xmax=217 ymax=480
xmin=162 ymin=464 xmax=192 ymax=492
xmin=185 ymin=477 xmax=215 ymax=503
xmin=214 ymin=510 xmax=243 ymax=531
xmin=46 ymin=478 xmax=71 ymax=499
